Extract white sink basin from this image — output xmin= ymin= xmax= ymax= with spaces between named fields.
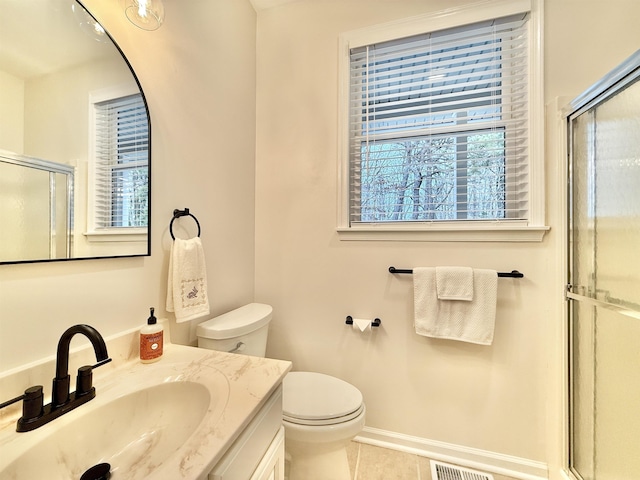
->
xmin=0 ymin=358 xmax=230 ymax=479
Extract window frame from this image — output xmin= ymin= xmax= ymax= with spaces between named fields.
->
xmin=85 ymin=84 xmax=148 ymax=243
xmin=337 ymin=0 xmax=548 ymax=242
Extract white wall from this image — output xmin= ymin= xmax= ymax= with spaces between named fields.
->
xmin=254 ymin=0 xmax=640 ymax=471
xmin=0 ymin=0 xmax=258 ymax=372
xmin=0 ymin=69 xmax=24 ymax=153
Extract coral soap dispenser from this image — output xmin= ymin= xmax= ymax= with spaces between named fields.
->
xmin=140 ymin=307 xmax=163 ymax=363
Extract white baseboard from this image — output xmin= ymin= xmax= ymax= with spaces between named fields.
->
xmin=354 ymin=426 xmax=548 ymax=480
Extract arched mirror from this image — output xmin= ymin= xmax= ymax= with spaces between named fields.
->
xmin=0 ymin=0 xmax=150 ymax=264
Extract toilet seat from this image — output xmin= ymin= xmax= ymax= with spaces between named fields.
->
xmin=283 ymin=372 xmax=364 ymax=426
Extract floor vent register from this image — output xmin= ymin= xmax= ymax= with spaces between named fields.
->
xmin=430 ymin=460 xmax=494 ymax=480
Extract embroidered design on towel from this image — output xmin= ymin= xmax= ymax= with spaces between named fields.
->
xmin=187 ymin=286 xmax=199 ymax=299
xmin=180 ymin=278 xmax=207 ymax=308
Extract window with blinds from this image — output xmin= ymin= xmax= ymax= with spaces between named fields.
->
xmin=93 ymin=93 xmax=149 ymax=229
xmin=347 ymin=13 xmax=529 ymax=225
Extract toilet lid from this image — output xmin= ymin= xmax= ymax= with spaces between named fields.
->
xmin=283 ymin=372 xmax=364 ymax=425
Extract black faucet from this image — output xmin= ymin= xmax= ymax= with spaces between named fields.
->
xmin=0 ymin=324 xmax=112 ymax=432
xmin=52 ymin=324 xmax=110 ymax=408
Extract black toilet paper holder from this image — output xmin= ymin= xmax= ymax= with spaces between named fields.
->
xmin=345 ymin=316 xmax=381 ymax=327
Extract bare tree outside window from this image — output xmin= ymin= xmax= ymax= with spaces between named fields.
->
xmin=358 ymin=132 xmax=505 ymax=221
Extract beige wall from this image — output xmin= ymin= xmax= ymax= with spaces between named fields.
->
xmin=0 ymin=0 xmax=257 ymax=371
xmin=0 ymin=70 xmax=24 ymax=154
xmin=254 ymin=0 xmax=640 ymax=470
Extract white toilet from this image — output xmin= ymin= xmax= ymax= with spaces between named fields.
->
xmin=196 ymin=303 xmax=365 ymax=480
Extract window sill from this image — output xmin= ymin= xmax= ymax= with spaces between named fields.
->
xmin=336 ymin=223 xmax=550 ymax=242
xmin=84 ymin=229 xmax=148 ymax=243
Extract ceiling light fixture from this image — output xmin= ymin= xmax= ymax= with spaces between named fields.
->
xmin=125 ymin=0 xmax=164 ymax=31
xmin=71 ymin=3 xmax=108 ymax=42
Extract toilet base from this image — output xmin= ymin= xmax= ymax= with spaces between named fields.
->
xmin=286 ymin=444 xmax=351 ymax=480
xmin=283 ymin=403 xmax=365 ymax=480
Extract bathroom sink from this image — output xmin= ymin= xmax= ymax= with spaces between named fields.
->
xmin=0 ymin=341 xmax=291 ymax=480
xmin=0 ymin=359 xmax=230 ymax=479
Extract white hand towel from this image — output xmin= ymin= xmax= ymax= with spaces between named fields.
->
xmin=435 ymin=266 xmax=473 ymax=301
xmin=413 ymin=267 xmax=497 ymax=345
xmin=166 ymin=237 xmax=210 ymax=323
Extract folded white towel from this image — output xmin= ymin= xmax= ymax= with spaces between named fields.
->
xmin=166 ymin=237 xmax=210 ymax=323
xmin=413 ymin=267 xmax=497 ymax=345
xmin=435 ymin=266 xmax=473 ymax=301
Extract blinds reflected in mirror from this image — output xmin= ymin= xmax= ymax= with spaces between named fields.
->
xmin=94 ymin=93 xmax=149 ymax=229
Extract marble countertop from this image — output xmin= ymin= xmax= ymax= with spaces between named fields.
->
xmin=0 ymin=328 xmax=291 ymax=479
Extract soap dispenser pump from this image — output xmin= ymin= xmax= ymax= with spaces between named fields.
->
xmin=140 ymin=307 xmax=163 ymax=363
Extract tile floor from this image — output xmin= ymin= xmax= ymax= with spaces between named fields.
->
xmin=345 ymin=441 xmax=520 ymax=480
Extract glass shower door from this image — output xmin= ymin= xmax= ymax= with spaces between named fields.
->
xmin=567 ymin=51 xmax=640 ymax=480
xmin=0 ymin=153 xmax=74 ymax=262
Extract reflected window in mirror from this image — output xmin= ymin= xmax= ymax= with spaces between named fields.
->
xmin=88 ymin=87 xmax=149 ymax=243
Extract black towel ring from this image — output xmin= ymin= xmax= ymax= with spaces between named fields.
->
xmin=170 ymin=208 xmax=201 ymax=240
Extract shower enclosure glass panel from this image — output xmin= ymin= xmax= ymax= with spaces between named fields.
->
xmin=567 ymin=51 xmax=640 ymax=480
xmin=0 ymin=152 xmax=73 ymax=262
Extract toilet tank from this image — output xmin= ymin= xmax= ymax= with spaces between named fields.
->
xmin=196 ymin=303 xmax=272 ymax=357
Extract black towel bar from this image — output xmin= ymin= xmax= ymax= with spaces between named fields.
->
xmin=170 ymin=208 xmax=201 ymax=240
xmin=388 ymin=266 xmax=524 ymax=278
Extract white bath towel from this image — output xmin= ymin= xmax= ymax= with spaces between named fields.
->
xmin=413 ymin=267 xmax=498 ymax=345
xmin=435 ymin=266 xmax=473 ymax=301
xmin=166 ymin=237 xmax=210 ymax=323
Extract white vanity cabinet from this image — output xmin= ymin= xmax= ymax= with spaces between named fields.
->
xmin=209 ymin=386 xmax=285 ymax=480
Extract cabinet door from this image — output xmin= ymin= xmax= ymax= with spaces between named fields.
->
xmin=250 ymin=427 xmax=285 ymax=480
xmin=209 ymin=387 xmax=283 ymax=480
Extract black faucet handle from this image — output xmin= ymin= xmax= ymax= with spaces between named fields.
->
xmin=0 ymin=386 xmax=45 ymax=432
xmin=0 ymin=386 xmax=43 ymax=419
xmin=0 ymin=393 xmax=25 ymax=410
xmin=92 ymin=358 xmax=112 ymax=369
xmin=21 ymin=386 xmax=44 ymax=421
xmin=76 ymin=365 xmax=94 ymax=397
xmin=76 ymin=358 xmax=112 ymax=397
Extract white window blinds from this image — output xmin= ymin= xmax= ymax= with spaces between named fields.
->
xmin=348 ymin=14 xmax=529 ymax=224
xmin=94 ymin=93 xmax=149 ymax=229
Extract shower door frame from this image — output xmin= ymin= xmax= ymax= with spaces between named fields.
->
xmin=564 ymin=50 xmax=640 ymax=480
